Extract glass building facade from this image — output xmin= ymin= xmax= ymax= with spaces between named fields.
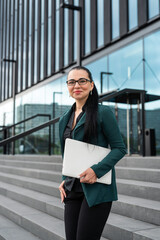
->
xmin=0 ymin=0 xmax=160 ymax=155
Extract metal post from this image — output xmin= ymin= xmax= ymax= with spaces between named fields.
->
xmin=12 ymin=62 xmax=16 ymax=154
xmin=60 ymin=2 xmax=82 ymax=66
xmin=127 ymin=98 xmax=130 ymax=155
xmin=141 ymin=92 xmax=146 ymax=157
xmin=77 ymin=8 xmax=82 ymax=66
xmin=53 ymin=92 xmax=62 ymax=154
xmin=48 ymin=115 xmax=51 ymax=155
xmin=2 ymin=59 xmax=17 ymax=155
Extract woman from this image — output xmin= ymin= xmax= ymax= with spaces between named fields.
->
xmin=59 ymin=66 xmax=126 ymax=240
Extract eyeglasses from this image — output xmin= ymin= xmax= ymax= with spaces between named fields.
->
xmin=66 ymin=78 xmax=92 ymax=86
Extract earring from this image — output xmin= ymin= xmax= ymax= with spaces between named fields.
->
xmin=90 ymin=90 xmax=92 ymax=95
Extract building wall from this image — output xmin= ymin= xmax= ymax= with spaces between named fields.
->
xmin=0 ymin=0 xmax=160 ymax=155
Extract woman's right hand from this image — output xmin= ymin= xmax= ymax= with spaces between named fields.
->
xmin=59 ymin=180 xmax=66 ymax=203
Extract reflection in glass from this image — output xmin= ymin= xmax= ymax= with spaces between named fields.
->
xmin=148 ymin=0 xmax=159 ymax=19
xmin=85 ymin=0 xmax=91 ymax=54
xmin=29 ymin=0 xmax=32 ymax=35
xmin=24 ymin=0 xmax=27 ymax=40
xmin=144 ymin=30 xmax=160 ymax=154
xmin=18 ymin=46 xmax=21 ymax=92
xmin=48 ymin=17 xmax=52 ymax=75
xmin=64 ymin=8 xmax=69 ymax=66
xmin=23 ymin=41 xmax=26 ymax=89
xmin=35 ymin=0 xmax=38 ymax=30
xmin=28 ymin=36 xmax=32 ymax=87
xmin=74 ymin=0 xmax=79 ymax=61
xmin=97 ymin=0 xmax=104 ymax=47
xmin=40 ymin=24 xmax=44 ymax=80
xmin=112 ymin=0 xmax=119 ymax=39
xmin=34 ymin=31 xmax=38 ymax=83
xmin=128 ymin=0 xmax=138 ymax=30
xmin=109 ymin=40 xmax=143 ymax=90
xmin=55 ymin=0 xmax=60 ymax=71
xmin=86 ymin=56 xmax=107 ymax=93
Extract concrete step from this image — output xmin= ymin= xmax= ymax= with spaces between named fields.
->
xmin=0 ymin=180 xmax=160 ymax=226
xmin=0 ymin=181 xmax=64 ymax=221
xmin=0 ymin=164 xmax=159 ymax=185
xmin=0 ymin=214 xmax=42 ymax=240
xmin=104 ymin=213 xmax=160 ymax=240
xmin=0 ymin=171 xmax=160 ymax=202
xmin=117 ymin=156 xmax=160 ymax=169
xmin=0 ymin=194 xmax=159 ymax=240
xmin=0 ymin=195 xmax=65 ymax=240
xmin=116 ymin=166 xmax=160 ymax=183
xmin=117 ymin=178 xmax=160 ymax=201
xmin=0 ymin=172 xmax=60 ymax=197
xmin=0 ymin=159 xmax=62 ymax=171
xmin=0 ymin=195 xmax=109 ymax=240
xmin=1 ymin=155 xmax=160 ymax=168
xmin=0 ymin=154 xmax=62 ymax=163
xmin=112 ymin=194 xmax=160 ymax=225
xmin=0 ymin=165 xmax=62 ymax=183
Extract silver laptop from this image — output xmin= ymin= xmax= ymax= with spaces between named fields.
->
xmin=62 ymin=138 xmax=112 ymax=185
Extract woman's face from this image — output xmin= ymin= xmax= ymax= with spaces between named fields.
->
xmin=67 ymin=69 xmax=94 ymax=102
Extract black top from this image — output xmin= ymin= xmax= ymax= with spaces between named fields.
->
xmin=63 ymin=103 xmax=85 ymax=192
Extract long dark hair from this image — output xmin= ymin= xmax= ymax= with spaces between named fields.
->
xmin=68 ymin=66 xmax=99 ymax=143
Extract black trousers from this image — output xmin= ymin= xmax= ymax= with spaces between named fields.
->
xmin=64 ymin=191 xmax=112 ymax=240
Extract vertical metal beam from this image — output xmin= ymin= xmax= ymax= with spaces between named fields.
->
xmin=90 ymin=0 xmax=97 ymax=52
xmin=12 ymin=61 xmax=16 ymax=154
xmin=44 ymin=0 xmax=48 ymax=78
xmin=12 ymin=0 xmax=15 ymax=61
xmin=37 ymin=0 xmax=41 ymax=82
xmin=51 ymin=0 xmax=56 ymax=74
xmin=12 ymin=0 xmax=15 ymax=96
xmin=4 ymin=0 xmax=8 ymax=99
xmin=68 ymin=0 xmax=74 ymax=64
xmin=15 ymin=0 xmax=19 ymax=95
xmin=142 ymin=39 xmax=146 ymax=90
xmin=119 ymin=0 xmax=128 ymax=37
xmin=0 ymin=0 xmax=4 ymax=102
xmin=79 ymin=0 xmax=85 ymax=57
xmin=77 ymin=8 xmax=82 ymax=66
xmin=104 ymin=0 xmax=112 ymax=45
xmin=20 ymin=0 xmax=24 ymax=91
xmin=25 ymin=0 xmax=29 ymax=88
xmin=7 ymin=0 xmax=11 ymax=98
xmin=127 ymin=97 xmax=130 ymax=155
xmin=59 ymin=0 xmax=64 ymax=70
xmin=138 ymin=0 xmax=148 ymax=27
xmin=140 ymin=92 xmax=145 ymax=156
xmin=31 ymin=0 xmax=35 ymax=85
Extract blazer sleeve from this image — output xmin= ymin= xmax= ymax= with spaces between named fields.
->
xmin=91 ymin=106 xmax=126 ymax=179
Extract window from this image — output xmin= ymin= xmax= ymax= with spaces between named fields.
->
xmin=85 ymin=0 xmax=91 ymax=54
xmin=55 ymin=0 xmax=60 ymax=71
xmin=97 ymin=0 xmax=104 ymax=47
xmin=148 ymin=0 xmax=159 ymax=19
xmin=128 ymin=0 xmax=138 ymax=30
xmin=112 ymin=0 xmax=119 ymax=39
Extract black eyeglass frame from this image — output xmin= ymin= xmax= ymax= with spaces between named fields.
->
xmin=66 ymin=78 xmax=92 ymax=86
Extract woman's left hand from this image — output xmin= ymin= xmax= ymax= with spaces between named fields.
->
xmin=79 ymin=168 xmax=97 ymax=184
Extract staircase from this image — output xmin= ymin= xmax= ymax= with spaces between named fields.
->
xmin=0 ymin=155 xmax=159 ymax=240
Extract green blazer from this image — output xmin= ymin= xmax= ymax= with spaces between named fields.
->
xmin=59 ymin=104 xmax=126 ymax=207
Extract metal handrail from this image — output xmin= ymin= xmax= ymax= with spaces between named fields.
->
xmin=0 ymin=113 xmax=52 ymax=155
xmin=0 ymin=116 xmax=60 ymax=147
xmin=0 ymin=114 xmax=51 ymax=132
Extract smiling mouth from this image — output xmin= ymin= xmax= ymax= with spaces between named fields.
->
xmin=74 ymin=91 xmax=82 ymax=94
